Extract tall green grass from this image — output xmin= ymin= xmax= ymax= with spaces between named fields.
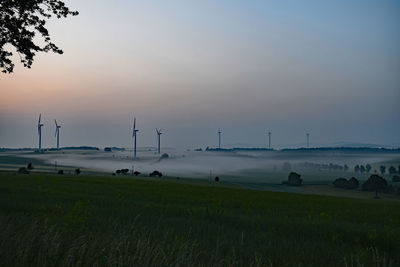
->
xmin=0 ymin=171 xmax=399 ymax=266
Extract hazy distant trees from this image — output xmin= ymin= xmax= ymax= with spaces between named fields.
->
xmin=388 ymin=166 xmax=397 ymax=175
xmin=300 ymin=162 xmax=348 ymax=172
xmin=354 ymin=165 xmax=360 ymax=173
xmin=0 ymin=0 xmax=78 ymax=73
xmin=360 ymin=165 xmax=366 ymax=173
xmin=353 ymin=164 xmax=373 ymax=174
xmin=379 ymin=165 xmax=386 ymax=175
xmin=365 ymin=164 xmax=371 ymax=173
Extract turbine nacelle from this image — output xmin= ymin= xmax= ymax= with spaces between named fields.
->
xmin=132 ymin=117 xmax=139 ymax=137
xmin=37 ymin=114 xmax=44 ymax=135
xmin=54 ymin=120 xmax=61 ymax=137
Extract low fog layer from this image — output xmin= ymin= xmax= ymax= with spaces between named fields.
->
xmin=22 ymin=149 xmax=400 ymax=185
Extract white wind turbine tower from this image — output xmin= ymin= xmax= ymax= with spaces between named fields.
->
xmin=156 ymin=128 xmax=162 ymax=154
xmin=132 ymin=117 xmax=139 ymax=158
xmin=218 ymin=128 xmax=221 ymax=149
xmin=37 ymin=114 xmax=44 ymax=152
xmin=54 ymin=119 xmax=61 ymax=150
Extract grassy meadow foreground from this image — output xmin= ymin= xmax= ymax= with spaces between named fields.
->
xmin=0 ymin=172 xmax=399 ymax=266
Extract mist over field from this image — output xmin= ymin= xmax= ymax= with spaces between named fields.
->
xmin=15 ymin=149 xmax=399 ymax=187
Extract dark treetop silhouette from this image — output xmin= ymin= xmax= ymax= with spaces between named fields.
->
xmin=0 ymin=0 xmax=78 ymax=73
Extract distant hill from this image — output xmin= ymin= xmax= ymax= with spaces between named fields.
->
xmin=205 ymin=146 xmax=400 ymax=153
xmin=280 ymin=147 xmax=400 ymax=153
xmin=0 ymin=146 xmax=100 ymax=152
xmin=59 ymin=146 xmax=99 ymax=151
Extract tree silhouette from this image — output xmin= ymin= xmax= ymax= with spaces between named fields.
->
xmin=379 ymin=165 xmax=386 ymax=175
xmin=354 ymin=165 xmax=360 ymax=173
xmin=362 ymin=174 xmax=388 ymax=198
xmin=388 ymin=166 xmax=396 ymax=175
xmin=343 ymin=164 xmax=349 ymax=171
xmin=0 ymin=0 xmax=78 ymax=73
xmin=365 ymin=164 xmax=371 ymax=173
xmin=360 ymin=165 xmax=366 ymax=173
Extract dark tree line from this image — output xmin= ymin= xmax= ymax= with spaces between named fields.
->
xmin=0 ymin=0 xmax=78 ymax=73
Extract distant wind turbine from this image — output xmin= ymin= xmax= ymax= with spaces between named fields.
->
xmin=218 ymin=128 xmax=221 ymax=149
xmin=37 ymin=114 xmax=44 ymax=152
xmin=132 ymin=117 xmax=139 ymax=158
xmin=307 ymin=133 xmax=310 ymax=148
xmin=268 ymin=131 xmax=271 ymax=149
xmin=156 ymin=128 xmax=162 ymax=154
xmin=54 ymin=119 xmax=61 ymax=150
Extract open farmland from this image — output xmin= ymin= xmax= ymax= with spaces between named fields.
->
xmin=0 ymin=171 xmax=399 ymax=266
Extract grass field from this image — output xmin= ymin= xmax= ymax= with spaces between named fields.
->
xmin=0 ymin=171 xmax=399 ymax=266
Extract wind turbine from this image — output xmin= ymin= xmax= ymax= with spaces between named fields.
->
xmin=156 ymin=128 xmax=162 ymax=154
xmin=306 ymin=133 xmax=310 ymax=148
xmin=54 ymin=119 xmax=61 ymax=150
xmin=37 ymin=114 xmax=44 ymax=152
xmin=132 ymin=117 xmax=139 ymax=158
xmin=268 ymin=131 xmax=271 ymax=149
xmin=218 ymin=128 xmax=221 ymax=149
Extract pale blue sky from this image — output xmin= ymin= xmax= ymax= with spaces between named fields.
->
xmin=0 ymin=0 xmax=399 ymax=148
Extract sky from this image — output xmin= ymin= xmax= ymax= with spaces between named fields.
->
xmin=0 ymin=0 xmax=399 ymax=149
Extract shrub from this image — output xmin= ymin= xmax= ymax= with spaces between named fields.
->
xmin=27 ymin=162 xmax=34 ymax=170
xmin=120 ymin=169 xmax=129 ymax=175
xmin=392 ymin=175 xmax=400 ymax=182
xmin=17 ymin=167 xmax=30 ymax=174
xmin=287 ymin=172 xmax=302 ymax=186
xmin=346 ymin=177 xmax=359 ymax=189
xmin=333 ymin=178 xmax=348 ymax=189
xmin=160 ymin=153 xmax=169 ymax=160
xmin=149 ymin=171 xmax=162 ymax=177
xmin=388 ymin=166 xmax=397 ymax=175
xmin=57 ymin=170 xmax=64 ymax=175
xmin=333 ymin=177 xmax=359 ymax=190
